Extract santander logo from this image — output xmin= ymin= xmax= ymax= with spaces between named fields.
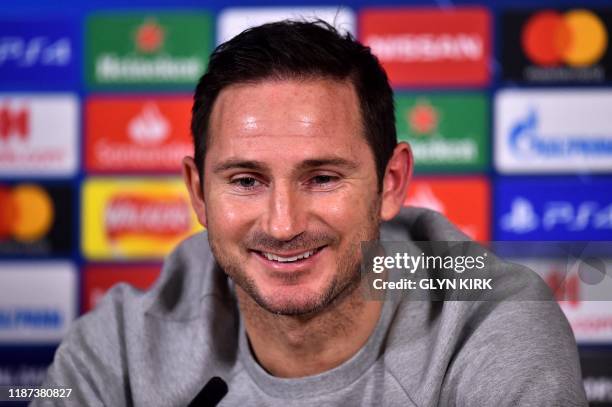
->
xmin=127 ymin=103 xmax=170 ymax=145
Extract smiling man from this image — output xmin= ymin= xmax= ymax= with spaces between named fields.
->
xmin=183 ymin=76 xmax=398 ymax=379
xmin=37 ymin=21 xmax=587 ymax=406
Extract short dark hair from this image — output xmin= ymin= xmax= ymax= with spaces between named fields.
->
xmin=191 ymin=19 xmax=397 ymax=191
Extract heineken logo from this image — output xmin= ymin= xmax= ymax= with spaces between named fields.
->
xmin=87 ymin=13 xmax=212 ymax=87
xmin=94 ymin=54 xmax=202 ymax=83
xmin=407 ymin=100 xmax=438 ymax=135
xmin=396 ymin=93 xmax=487 ymax=170
xmin=135 ymin=19 xmax=164 ymax=53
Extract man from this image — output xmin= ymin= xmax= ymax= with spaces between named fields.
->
xmin=37 ymin=20 xmax=587 ymax=406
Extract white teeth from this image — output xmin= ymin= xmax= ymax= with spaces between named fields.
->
xmin=262 ymin=249 xmax=317 ymax=263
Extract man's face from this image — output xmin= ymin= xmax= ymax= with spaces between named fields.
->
xmin=201 ymin=78 xmax=382 ymax=315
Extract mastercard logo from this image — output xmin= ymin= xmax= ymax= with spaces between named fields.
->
xmin=522 ymin=9 xmax=608 ymax=67
xmin=0 ymin=184 xmax=54 ymax=242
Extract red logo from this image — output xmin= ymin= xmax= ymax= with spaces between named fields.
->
xmin=0 ymin=104 xmax=29 ymax=141
xmin=522 ymin=9 xmax=607 ymax=67
xmin=105 ymin=194 xmax=191 ymax=240
xmin=83 ymin=265 xmax=161 ymax=312
xmin=360 ymin=7 xmax=491 ymax=86
xmin=85 ymin=97 xmax=192 ymax=172
xmin=136 ymin=18 xmax=165 ymax=53
xmin=408 ymin=100 xmax=438 ymax=135
xmin=0 ymin=184 xmax=54 ymax=242
xmin=546 ymin=271 xmax=580 ymax=307
xmin=404 ymin=177 xmax=490 ymax=241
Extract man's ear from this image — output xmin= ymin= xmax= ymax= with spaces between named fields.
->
xmin=380 ymin=142 xmax=413 ymax=221
xmin=182 ymin=156 xmax=208 ymax=228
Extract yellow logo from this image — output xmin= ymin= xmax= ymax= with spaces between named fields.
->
xmin=82 ymin=178 xmax=201 ymax=260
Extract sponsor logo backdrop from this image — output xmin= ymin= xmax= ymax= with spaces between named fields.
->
xmin=0 ymin=3 xmax=611 ymax=404
xmin=495 ymin=89 xmax=612 ymax=173
xmin=85 ymin=96 xmax=192 ymax=172
xmin=0 ymin=94 xmax=79 ymax=176
xmin=0 ymin=19 xmax=79 ymax=88
xmin=502 ymin=9 xmax=612 ymax=84
xmin=83 ymin=264 xmax=161 ymax=311
xmin=396 ymin=93 xmax=488 ymax=172
xmin=86 ymin=12 xmax=213 ymax=88
xmin=81 ymin=177 xmax=201 ymax=259
xmin=0 ymin=262 xmax=76 ymax=343
xmin=360 ymin=7 xmax=491 ymax=87
xmin=494 ymin=177 xmax=612 ymax=241
xmin=0 ymin=183 xmax=74 ymax=256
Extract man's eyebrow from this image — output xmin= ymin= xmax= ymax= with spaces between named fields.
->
xmin=212 ymin=159 xmax=270 ymax=173
xmin=296 ymin=157 xmax=360 ymax=171
xmin=212 ymin=156 xmax=360 ymax=174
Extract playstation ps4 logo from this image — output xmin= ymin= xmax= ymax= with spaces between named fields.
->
xmin=509 ymin=108 xmax=612 ymax=158
xmin=0 ymin=37 xmax=71 ymax=67
xmin=501 ymin=197 xmax=612 ymax=234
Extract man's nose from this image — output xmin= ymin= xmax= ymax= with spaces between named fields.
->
xmin=263 ymin=182 xmax=306 ymax=242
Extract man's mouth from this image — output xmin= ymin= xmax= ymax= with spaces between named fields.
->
xmin=253 ymin=246 xmax=325 ymax=264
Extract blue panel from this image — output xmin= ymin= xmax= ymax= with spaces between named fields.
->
xmin=495 ymin=177 xmax=612 ymax=240
xmin=0 ymin=19 xmax=80 ymax=89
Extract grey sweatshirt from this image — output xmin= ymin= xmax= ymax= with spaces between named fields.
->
xmin=34 ymin=208 xmax=588 ymax=406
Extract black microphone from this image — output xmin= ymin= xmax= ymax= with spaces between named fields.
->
xmin=187 ymin=376 xmax=229 ymax=407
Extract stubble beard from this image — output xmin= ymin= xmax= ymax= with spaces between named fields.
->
xmin=208 ymin=198 xmax=382 ymax=317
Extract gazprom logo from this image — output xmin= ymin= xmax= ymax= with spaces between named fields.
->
xmin=0 ymin=308 xmax=63 ymax=329
xmin=509 ymin=108 xmax=612 ymax=158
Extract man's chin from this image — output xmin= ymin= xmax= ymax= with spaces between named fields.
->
xmin=249 ymin=286 xmax=334 ymax=316
xmin=243 ymin=273 xmax=362 ymax=317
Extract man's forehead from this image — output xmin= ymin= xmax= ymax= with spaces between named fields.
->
xmin=207 ymin=78 xmax=362 ymax=142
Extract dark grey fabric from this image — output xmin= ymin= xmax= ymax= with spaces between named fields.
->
xmin=33 ymin=207 xmax=588 ymax=406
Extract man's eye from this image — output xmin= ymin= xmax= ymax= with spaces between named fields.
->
xmin=312 ymin=175 xmax=334 ymax=184
xmin=230 ymin=177 xmax=261 ymax=190
xmin=308 ymin=175 xmax=340 ymax=189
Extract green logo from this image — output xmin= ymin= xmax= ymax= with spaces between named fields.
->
xmin=395 ymin=93 xmax=488 ymax=172
xmin=86 ymin=12 xmax=213 ymax=88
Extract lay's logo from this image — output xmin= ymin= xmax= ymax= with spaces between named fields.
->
xmin=105 ymin=195 xmax=191 ymax=239
xmin=82 ymin=178 xmax=201 ymax=260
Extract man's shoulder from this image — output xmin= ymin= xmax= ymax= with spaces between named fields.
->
xmin=378 ymin=209 xmax=587 ymax=405
xmin=382 ymin=206 xmax=472 ymax=242
xmin=82 ymin=231 xmax=231 ymax=319
xmin=82 ymin=231 xmax=238 ymax=331
xmin=38 ymin=231 xmax=240 ymax=405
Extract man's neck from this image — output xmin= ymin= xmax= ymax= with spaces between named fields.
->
xmin=236 ymin=285 xmax=383 ymax=378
